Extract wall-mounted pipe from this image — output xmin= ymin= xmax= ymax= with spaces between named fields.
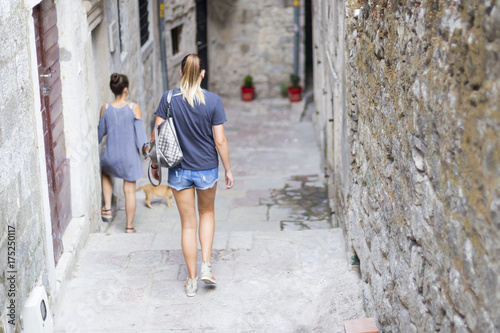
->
xmin=157 ymin=0 xmax=169 ymax=91
xmin=293 ymin=0 xmax=300 ymax=76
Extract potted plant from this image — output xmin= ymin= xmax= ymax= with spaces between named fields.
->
xmin=241 ymin=75 xmax=255 ymax=101
xmin=280 ymin=83 xmax=288 ymax=98
xmin=288 ymin=74 xmax=302 ymax=102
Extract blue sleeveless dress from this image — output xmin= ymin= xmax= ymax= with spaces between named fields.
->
xmin=98 ymin=103 xmax=148 ymax=181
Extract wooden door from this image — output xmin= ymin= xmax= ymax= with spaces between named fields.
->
xmin=33 ymin=0 xmax=72 ymax=264
xmin=196 ymin=0 xmax=208 ymax=89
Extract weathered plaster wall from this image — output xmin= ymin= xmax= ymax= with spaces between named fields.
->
xmin=163 ymin=0 xmax=197 ymax=92
xmin=0 ymin=1 xmax=52 ymax=331
xmin=207 ymin=0 xmax=305 ymax=98
xmin=99 ymin=0 xmax=166 ymax=208
xmin=56 ymin=0 xmax=102 ymax=232
xmin=0 ymin=1 xmax=178 ymax=330
xmin=312 ymin=0 xmax=347 ymax=217
xmin=106 ymin=0 xmax=164 ymax=134
xmin=316 ymin=0 xmax=500 ymax=331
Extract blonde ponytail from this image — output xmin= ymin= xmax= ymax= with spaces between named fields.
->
xmin=180 ymin=54 xmax=206 ymax=108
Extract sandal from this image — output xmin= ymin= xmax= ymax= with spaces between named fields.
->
xmin=101 ymin=208 xmax=112 ymax=222
xmin=125 ymin=227 xmax=136 ymax=233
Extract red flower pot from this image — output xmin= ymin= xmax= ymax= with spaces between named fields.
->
xmin=288 ymin=87 xmax=302 ymax=102
xmin=241 ymin=87 xmax=255 ymax=101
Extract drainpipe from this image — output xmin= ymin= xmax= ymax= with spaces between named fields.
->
xmin=158 ymin=0 xmax=169 ymax=91
xmin=293 ymin=0 xmax=300 ymax=76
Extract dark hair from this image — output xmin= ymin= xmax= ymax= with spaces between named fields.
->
xmin=109 ymin=73 xmax=129 ymax=95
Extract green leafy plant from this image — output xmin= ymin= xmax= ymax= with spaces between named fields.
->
xmin=243 ymin=75 xmax=254 ymax=88
xmin=280 ymin=83 xmax=288 ymax=97
xmin=290 ymin=74 xmax=301 ymax=89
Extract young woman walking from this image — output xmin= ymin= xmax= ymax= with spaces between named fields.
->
xmin=151 ymin=54 xmax=234 ymax=296
xmin=98 ymin=73 xmax=149 ymax=233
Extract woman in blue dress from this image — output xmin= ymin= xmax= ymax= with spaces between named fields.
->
xmin=98 ymin=73 xmax=149 ymax=233
xmin=151 ymin=54 xmax=234 ymax=296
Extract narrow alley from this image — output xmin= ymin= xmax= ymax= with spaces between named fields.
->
xmin=53 ymin=98 xmax=365 ymax=332
xmin=3 ymin=1 xmax=498 ymax=331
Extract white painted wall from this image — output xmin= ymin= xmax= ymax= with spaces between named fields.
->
xmin=56 ymin=1 xmax=102 ymax=228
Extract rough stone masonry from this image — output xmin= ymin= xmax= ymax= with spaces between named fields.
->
xmin=208 ymin=0 xmax=305 ymax=99
xmin=0 ymin=1 xmax=51 ymax=331
xmin=317 ymin=0 xmax=500 ymax=332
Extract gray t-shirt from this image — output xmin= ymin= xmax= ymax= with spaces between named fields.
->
xmin=155 ymin=89 xmax=227 ymax=170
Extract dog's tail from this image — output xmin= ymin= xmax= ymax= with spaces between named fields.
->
xmin=135 ymin=185 xmax=146 ymax=192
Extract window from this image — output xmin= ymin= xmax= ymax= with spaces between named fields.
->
xmin=138 ymin=0 xmax=149 ymax=46
xmin=171 ymin=25 xmax=182 ymax=55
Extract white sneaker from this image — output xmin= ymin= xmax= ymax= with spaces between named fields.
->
xmin=185 ymin=276 xmax=198 ymax=297
xmin=201 ymin=262 xmax=217 ymax=285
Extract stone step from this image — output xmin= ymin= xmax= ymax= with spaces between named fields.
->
xmin=54 ymin=228 xmax=365 ymax=332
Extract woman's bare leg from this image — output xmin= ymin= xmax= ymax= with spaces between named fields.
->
xmin=123 ymin=180 xmax=137 ymax=230
xmin=172 ymin=187 xmax=198 ymax=279
xmin=197 ymin=184 xmax=217 ymax=263
xmin=102 ymin=172 xmax=113 ymax=210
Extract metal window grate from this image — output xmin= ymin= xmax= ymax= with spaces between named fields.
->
xmin=139 ymin=0 xmax=149 ymax=46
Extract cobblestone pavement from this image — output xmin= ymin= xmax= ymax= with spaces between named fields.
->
xmin=54 ymin=98 xmax=364 ymax=332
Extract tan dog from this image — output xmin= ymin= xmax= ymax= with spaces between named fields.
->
xmin=136 ymin=184 xmax=174 ymax=208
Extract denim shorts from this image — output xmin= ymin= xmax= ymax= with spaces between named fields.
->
xmin=168 ymin=166 xmax=219 ymax=191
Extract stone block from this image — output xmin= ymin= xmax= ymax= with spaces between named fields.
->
xmin=228 ymin=205 xmax=268 ymax=223
xmin=73 ymin=251 xmax=128 ymax=279
xmin=128 ymin=250 xmax=163 ymax=267
xmin=396 ymin=306 xmax=412 ymax=332
xmin=440 ymin=315 xmax=453 ymax=333
xmin=152 ymin=265 xmax=180 ymax=281
xmin=424 ymin=315 xmax=436 ymax=333
xmin=477 ymin=307 xmax=496 ymax=333
xmin=370 ymin=240 xmax=384 ymax=276
xmin=150 ymin=233 xmax=182 ymax=250
xmin=448 ymin=268 xmax=476 ymax=319
xmin=227 ymin=231 xmax=253 ymax=250
xmin=410 ymin=245 xmax=425 ymax=291
xmin=453 ymin=315 xmax=470 ymax=333
xmin=212 ymin=231 xmax=229 ymax=250
xmin=462 ymin=238 xmax=479 ymax=295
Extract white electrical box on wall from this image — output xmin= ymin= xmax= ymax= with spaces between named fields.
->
xmin=108 ymin=20 xmax=119 ymax=53
xmin=21 ymin=286 xmax=53 ymax=333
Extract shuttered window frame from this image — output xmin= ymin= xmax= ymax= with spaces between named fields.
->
xmin=139 ymin=0 xmax=153 ymax=62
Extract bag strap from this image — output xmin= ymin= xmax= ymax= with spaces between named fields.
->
xmin=166 ymin=90 xmax=173 ymax=118
xmin=148 ymin=90 xmax=173 ymax=187
xmin=148 ymin=125 xmax=162 ymax=187
xmin=155 ymin=125 xmax=162 ymax=184
xmin=147 ymin=159 xmax=157 ymax=186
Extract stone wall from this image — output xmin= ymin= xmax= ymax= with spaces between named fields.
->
xmin=312 ymin=0 xmax=347 ymax=215
xmin=99 ymin=0 xmax=171 ymax=209
xmin=163 ymin=0 xmax=197 ymax=93
xmin=56 ymin=0 xmax=103 ymax=232
xmin=0 ymin=1 xmax=196 ymax=330
xmin=314 ymin=0 xmax=500 ymax=331
xmin=102 ymin=0 xmax=195 ymax=132
xmin=106 ymin=0 xmax=165 ymax=135
xmin=0 ymin=1 xmax=52 ymax=331
xmin=207 ymin=0 xmax=305 ymax=98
